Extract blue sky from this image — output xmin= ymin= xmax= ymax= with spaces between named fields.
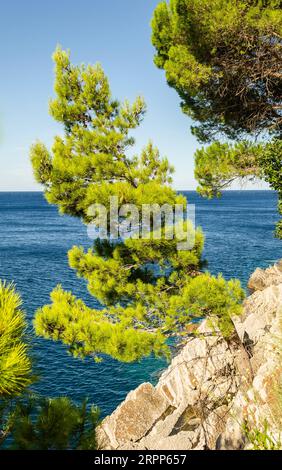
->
xmin=0 ymin=0 xmax=267 ymax=190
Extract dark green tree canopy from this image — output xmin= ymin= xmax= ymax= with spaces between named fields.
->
xmin=152 ymin=0 xmax=282 ymax=142
xmin=5 ymin=397 xmax=99 ymax=450
xmin=152 ymin=1 xmax=282 ymax=238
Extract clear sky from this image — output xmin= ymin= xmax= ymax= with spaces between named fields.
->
xmin=0 ymin=0 xmax=267 ymax=191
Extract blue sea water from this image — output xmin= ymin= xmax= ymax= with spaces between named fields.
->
xmin=0 ymin=190 xmax=281 ymax=417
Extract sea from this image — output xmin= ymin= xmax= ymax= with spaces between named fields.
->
xmin=0 ymin=190 xmax=281 ymax=417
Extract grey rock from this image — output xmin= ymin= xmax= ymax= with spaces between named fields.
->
xmin=97 ymin=263 xmax=282 ymax=450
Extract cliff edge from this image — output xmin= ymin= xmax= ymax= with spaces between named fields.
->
xmin=97 ymin=262 xmax=282 ymax=450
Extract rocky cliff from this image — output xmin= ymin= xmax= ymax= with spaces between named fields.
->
xmin=97 ymin=262 xmax=282 ymax=450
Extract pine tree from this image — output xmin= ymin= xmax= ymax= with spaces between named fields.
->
xmin=152 ymin=0 xmax=282 ymax=142
xmin=0 ymin=281 xmax=99 ymax=449
xmin=0 ymin=282 xmax=33 ymax=397
xmin=8 ymin=396 xmax=99 ymax=450
xmin=30 ymin=47 xmax=245 ymax=364
xmin=0 ymin=281 xmax=33 ymax=445
xmin=194 ymin=139 xmax=282 ymax=237
xmin=151 ymin=0 xmax=282 ymax=237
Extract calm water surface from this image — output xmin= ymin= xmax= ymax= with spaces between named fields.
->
xmin=0 ymin=191 xmax=281 ymax=416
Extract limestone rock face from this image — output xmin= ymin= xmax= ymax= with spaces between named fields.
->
xmin=248 ymin=259 xmax=282 ymax=292
xmin=97 ymin=262 xmax=282 ymax=450
xmin=97 ymin=383 xmax=170 ymax=449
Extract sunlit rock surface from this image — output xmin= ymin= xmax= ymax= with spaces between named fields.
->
xmin=97 ymin=261 xmax=282 ymax=450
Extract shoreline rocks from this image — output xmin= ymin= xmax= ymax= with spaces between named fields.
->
xmin=97 ymin=261 xmax=282 ymax=450
xmin=248 ymin=260 xmax=282 ymax=292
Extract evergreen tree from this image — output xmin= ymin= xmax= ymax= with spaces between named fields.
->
xmin=194 ymin=139 xmax=282 ymax=237
xmin=30 ymin=47 xmax=245 ymax=364
xmin=7 ymin=396 xmax=99 ymax=450
xmin=151 ymin=0 xmax=282 ymax=237
xmin=0 ymin=281 xmax=33 ymax=397
xmin=0 ymin=281 xmax=32 ymax=445
xmin=152 ymin=0 xmax=282 ymax=142
xmin=0 ymin=281 xmax=99 ymax=449
xmin=0 ymin=394 xmax=100 ymax=449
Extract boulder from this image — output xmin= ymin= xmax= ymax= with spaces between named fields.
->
xmin=96 ymin=383 xmax=169 ymax=449
xmin=248 ymin=259 xmax=282 ymax=292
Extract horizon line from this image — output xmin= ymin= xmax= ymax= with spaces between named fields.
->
xmin=0 ymin=189 xmax=276 ymax=193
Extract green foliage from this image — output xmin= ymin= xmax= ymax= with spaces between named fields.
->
xmin=175 ymin=273 xmax=245 ymax=338
xmin=152 ymin=0 xmax=282 ymax=142
xmin=34 ymin=272 xmax=244 ymax=361
xmin=0 ymin=399 xmax=17 ymax=445
xmin=152 ymin=1 xmax=282 ymax=238
xmin=34 ymin=286 xmax=169 ymax=362
xmin=195 ymin=141 xmax=263 ymax=198
xmin=0 ymin=396 xmax=99 ymax=450
xmin=0 ymin=281 xmax=100 ymax=449
xmin=194 ymin=139 xmax=282 ymax=236
xmin=0 ymin=282 xmax=33 ymax=397
xmin=243 ymin=420 xmax=281 ymax=450
xmin=259 ymin=139 xmax=282 ymax=238
xmin=30 ymin=47 xmax=175 ymax=219
xmin=30 ymin=48 xmax=245 ymax=363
